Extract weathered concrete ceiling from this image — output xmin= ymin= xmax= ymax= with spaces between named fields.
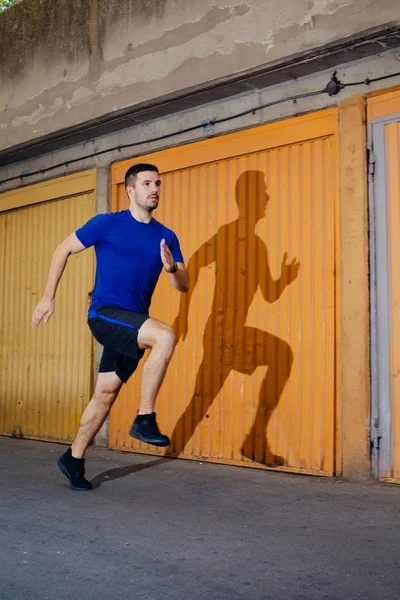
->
xmin=1 ymin=0 xmax=400 ymax=167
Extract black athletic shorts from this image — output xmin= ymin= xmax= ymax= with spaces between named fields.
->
xmin=88 ymin=306 xmax=150 ymax=383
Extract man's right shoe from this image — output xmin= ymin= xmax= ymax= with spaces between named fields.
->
xmin=129 ymin=412 xmax=170 ymax=447
xmin=57 ymin=448 xmax=92 ymax=491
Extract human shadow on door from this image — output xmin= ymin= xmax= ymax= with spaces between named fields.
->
xmin=171 ymin=170 xmax=300 ymax=466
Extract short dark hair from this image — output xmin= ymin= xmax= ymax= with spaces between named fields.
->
xmin=125 ymin=163 xmax=159 ymax=188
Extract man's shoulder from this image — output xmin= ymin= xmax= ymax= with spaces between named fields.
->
xmin=98 ymin=210 xmax=128 ymax=229
xmin=85 ymin=211 xmax=128 ymax=237
xmin=107 ymin=210 xmax=128 ymax=220
xmin=91 ymin=210 xmax=126 ymax=223
xmin=151 ymin=218 xmax=178 ymax=239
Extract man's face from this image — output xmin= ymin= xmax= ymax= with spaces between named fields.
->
xmin=128 ymin=170 xmax=161 ymax=212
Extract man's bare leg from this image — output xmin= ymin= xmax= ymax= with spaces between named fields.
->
xmin=57 ymin=372 xmax=122 ymax=491
xmin=137 ymin=318 xmax=177 ymax=414
xmin=129 ymin=318 xmax=177 ymax=445
xmin=71 ymin=372 xmax=123 ymax=458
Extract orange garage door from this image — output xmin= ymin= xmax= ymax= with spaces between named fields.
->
xmin=109 ymin=109 xmax=339 ymax=475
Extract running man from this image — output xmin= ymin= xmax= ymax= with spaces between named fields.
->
xmin=31 ymin=163 xmax=189 ymax=491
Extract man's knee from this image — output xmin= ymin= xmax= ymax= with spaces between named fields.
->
xmin=94 ymin=375 xmax=122 ymax=409
xmin=158 ymin=325 xmax=177 ymax=354
xmin=139 ymin=319 xmax=177 ymax=353
xmin=96 ymin=386 xmax=119 ymax=409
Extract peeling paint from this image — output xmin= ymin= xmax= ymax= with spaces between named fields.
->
xmin=71 ymin=87 xmax=93 ymax=105
xmin=101 ymin=5 xmax=251 ymax=64
xmin=12 ymin=98 xmax=64 ymax=128
xmin=1 ymin=0 xmax=400 ymax=148
xmin=298 ymin=0 xmax=353 ymax=26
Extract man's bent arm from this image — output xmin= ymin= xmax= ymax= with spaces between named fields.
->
xmin=31 ymin=233 xmax=86 ymax=327
xmin=168 ymin=263 xmax=189 ymax=293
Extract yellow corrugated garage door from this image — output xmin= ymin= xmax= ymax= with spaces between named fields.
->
xmin=110 ymin=110 xmax=339 ymax=475
xmin=0 ymin=171 xmax=96 ymax=443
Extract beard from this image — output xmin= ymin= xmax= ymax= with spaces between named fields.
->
xmin=146 ymin=196 xmax=159 ymax=211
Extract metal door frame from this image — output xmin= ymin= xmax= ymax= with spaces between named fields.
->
xmin=368 ymin=112 xmax=400 ymax=478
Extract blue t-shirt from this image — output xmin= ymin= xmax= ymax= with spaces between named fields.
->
xmin=75 ymin=210 xmax=184 ymax=315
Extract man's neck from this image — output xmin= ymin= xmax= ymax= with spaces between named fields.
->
xmin=129 ymin=204 xmax=153 ymax=223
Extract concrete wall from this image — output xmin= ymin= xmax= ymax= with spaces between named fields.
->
xmin=1 ymin=51 xmax=400 ymax=191
xmin=1 ymin=0 xmax=400 ymax=152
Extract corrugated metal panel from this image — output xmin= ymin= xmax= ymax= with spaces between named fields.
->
xmin=367 ymin=87 xmax=400 ymax=123
xmin=386 ymin=120 xmax=400 ymax=481
xmin=109 ymin=112 xmax=337 ymax=475
xmin=0 ymin=190 xmax=95 ymax=442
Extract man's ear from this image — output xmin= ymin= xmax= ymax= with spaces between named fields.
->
xmin=126 ymin=185 xmax=135 ymax=199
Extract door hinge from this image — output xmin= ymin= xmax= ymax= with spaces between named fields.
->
xmin=370 ymin=427 xmax=382 ymax=456
xmin=368 ymin=149 xmax=377 ymax=176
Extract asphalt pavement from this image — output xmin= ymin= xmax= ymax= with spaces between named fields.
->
xmin=1 ymin=437 xmax=400 ymax=600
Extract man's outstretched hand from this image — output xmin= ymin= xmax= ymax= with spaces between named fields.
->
xmin=31 ymin=297 xmax=54 ymax=328
xmin=160 ymin=239 xmax=176 ymax=272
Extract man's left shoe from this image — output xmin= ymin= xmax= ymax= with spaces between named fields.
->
xmin=57 ymin=448 xmax=93 ymax=491
xmin=129 ymin=412 xmax=170 ymax=447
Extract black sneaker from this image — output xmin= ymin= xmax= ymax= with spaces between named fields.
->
xmin=57 ymin=448 xmax=92 ymax=491
xmin=129 ymin=412 xmax=170 ymax=447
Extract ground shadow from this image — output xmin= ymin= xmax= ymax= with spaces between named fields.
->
xmin=90 ymin=457 xmax=174 ymax=488
xmin=171 ymin=170 xmax=299 ymax=466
